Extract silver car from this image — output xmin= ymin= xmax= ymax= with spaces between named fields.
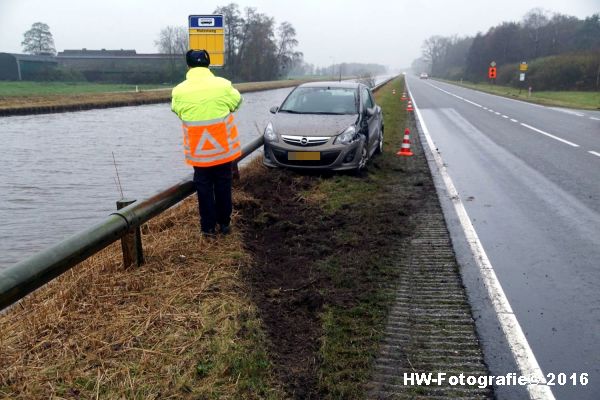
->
xmin=263 ymin=82 xmax=384 ymax=172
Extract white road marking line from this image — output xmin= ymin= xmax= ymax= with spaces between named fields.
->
xmin=422 ymin=79 xmax=590 ymax=154
xmin=408 ymin=82 xmax=555 ymax=400
xmin=463 ymin=98 xmax=483 ymax=108
xmin=591 ymin=117 xmax=600 ymax=121
xmin=551 ymin=107 xmax=585 ymax=117
xmin=520 ymin=123 xmax=580 ymax=147
xmin=424 ymin=81 xmax=482 ymax=108
xmin=590 ymin=151 xmax=600 ymax=158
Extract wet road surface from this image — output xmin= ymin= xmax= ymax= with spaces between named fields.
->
xmin=407 ymin=75 xmax=600 ymax=400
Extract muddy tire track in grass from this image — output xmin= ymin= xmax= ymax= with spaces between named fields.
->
xmin=236 ymin=169 xmax=330 ymax=399
xmin=235 ymin=160 xmax=419 ymax=398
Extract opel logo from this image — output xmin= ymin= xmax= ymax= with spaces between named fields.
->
xmin=300 ymin=137 xmax=308 ymax=146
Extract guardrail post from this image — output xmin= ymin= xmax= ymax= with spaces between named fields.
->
xmin=116 ymin=199 xmax=144 ymax=268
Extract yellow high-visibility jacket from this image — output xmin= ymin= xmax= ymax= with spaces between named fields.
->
xmin=171 ymin=67 xmax=243 ymax=167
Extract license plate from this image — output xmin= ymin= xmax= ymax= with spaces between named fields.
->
xmin=288 ymin=151 xmax=320 ymax=161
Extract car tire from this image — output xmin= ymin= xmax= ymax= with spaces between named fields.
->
xmin=353 ymin=141 xmax=369 ymax=175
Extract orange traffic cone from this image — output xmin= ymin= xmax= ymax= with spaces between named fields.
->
xmin=406 ymin=100 xmax=414 ymax=112
xmin=396 ymin=128 xmax=414 ymax=157
xmin=401 ymin=92 xmax=407 ymax=101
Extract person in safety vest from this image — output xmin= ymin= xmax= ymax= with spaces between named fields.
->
xmin=171 ymin=50 xmax=243 ymax=236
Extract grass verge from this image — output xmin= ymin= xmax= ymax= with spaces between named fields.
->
xmin=315 ymin=78 xmax=424 ymax=398
xmin=442 ymin=79 xmax=600 ymax=110
xmin=0 ymin=192 xmax=283 ymax=399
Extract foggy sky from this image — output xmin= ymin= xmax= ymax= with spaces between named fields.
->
xmin=0 ymin=0 xmax=598 ymax=69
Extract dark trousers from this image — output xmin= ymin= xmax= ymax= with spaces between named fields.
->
xmin=193 ymin=162 xmax=233 ymax=233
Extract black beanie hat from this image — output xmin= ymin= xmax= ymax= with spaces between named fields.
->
xmin=186 ymin=50 xmax=210 ymax=67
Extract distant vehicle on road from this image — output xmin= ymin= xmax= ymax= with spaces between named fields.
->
xmin=263 ymin=81 xmax=383 ymax=173
xmin=420 ymin=72 xmax=429 ymax=79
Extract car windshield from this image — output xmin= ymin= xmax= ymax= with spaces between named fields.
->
xmin=279 ymin=87 xmax=358 ymax=115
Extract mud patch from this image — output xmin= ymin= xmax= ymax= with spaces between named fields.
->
xmin=236 ymin=170 xmax=330 ymax=398
xmin=235 ymin=161 xmax=421 ymax=398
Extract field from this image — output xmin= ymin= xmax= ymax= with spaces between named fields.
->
xmin=447 ymin=80 xmax=600 ymax=110
xmin=0 ymin=79 xmax=319 ymax=116
xmin=0 ymin=81 xmax=168 ymax=97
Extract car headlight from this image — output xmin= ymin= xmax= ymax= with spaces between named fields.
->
xmin=334 ymin=126 xmax=357 ymax=145
xmin=264 ymin=122 xmax=278 ymax=142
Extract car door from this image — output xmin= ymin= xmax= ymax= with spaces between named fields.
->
xmin=361 ymin=86 xmax=379 ymax=155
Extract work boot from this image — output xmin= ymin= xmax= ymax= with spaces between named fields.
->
xmin=201 ymin=228 xmax=216 ymax=238
xmin=219 ymin=224 xmax=231 ymax=235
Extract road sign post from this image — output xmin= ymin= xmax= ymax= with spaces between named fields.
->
xmin=519 ymin=72 xmax=526 ymax=94
xmin=519 ymin=61 xmax=528 ymax=93
xmin=188 ymin=14 xmax=225 ymax=67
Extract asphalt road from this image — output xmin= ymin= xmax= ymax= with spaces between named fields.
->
xmin=406 ymin=76 xmax=600 ymax=400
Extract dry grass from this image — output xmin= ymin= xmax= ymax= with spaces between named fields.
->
xmin=0 ymin=79 xmax=319 ymax=115
xmin=0 ymin=159 xmax=283 ymax=399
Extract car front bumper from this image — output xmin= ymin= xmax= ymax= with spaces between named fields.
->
xmin=262 ymin=137 xmax=365 ymax=171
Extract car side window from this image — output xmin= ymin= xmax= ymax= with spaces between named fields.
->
xmin=361 ymin=88 xmax=373 ymax=112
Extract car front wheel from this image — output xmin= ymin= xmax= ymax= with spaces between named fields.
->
xmin=353 ymin=142 xmax=369 ymax=175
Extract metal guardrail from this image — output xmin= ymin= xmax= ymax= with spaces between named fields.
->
xmin=0 ymin=76 xmax=398 ymax=311
xmin=372 ymin=76 xmax=396 ymax=91
xmin=0 ymin=136 xmax=264 ymax=311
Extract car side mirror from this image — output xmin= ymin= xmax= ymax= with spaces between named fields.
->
xmin=366 ymin=107 xmax=375 ymax=117
xmin=270 ymin=106 xmax=279 ymax=114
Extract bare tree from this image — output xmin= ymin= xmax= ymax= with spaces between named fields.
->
xmin=422 ymin=35 xmax=450 ymax=76
xmin=522 ymin=8 xmax=551 ymax=58
xmin=214 ymin=3 xmax=243 ymax=72
xmin=236 ymin=7 xmax=279 ymax=81
xmin=21 ymin=22 xmax=56 ymax=55
xmin=155 ymin=26 xmax=188 ymax=55
xmin=276 ymin=21 xmax=302 ymax=76
xmin=155 ymin=26 xmax=188 ymax=81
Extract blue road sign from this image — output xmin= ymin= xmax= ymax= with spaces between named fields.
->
xmin=189 ymin=15 xmax=224 ymax=29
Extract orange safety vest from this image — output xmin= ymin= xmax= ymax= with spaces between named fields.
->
xmin=182 ymin=113 xmax=241 ymax=167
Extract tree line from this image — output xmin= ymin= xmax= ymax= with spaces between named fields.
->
xmin=156 ymin=3 xmax=303 ymax=82
xmin=17 ymin=10 xmax=386 ymax=84
xmin=414 ymin=9 xmax=600 ymax=90
xmin=156 ymin=3 xmax=387 ymax=83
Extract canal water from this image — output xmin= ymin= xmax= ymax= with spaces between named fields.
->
xmin=0 ymin=87 xmax=293 ymax=269
xmin=0 ymin=76 xmax=392 ymax=269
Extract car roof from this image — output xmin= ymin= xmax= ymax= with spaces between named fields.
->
xmin=298 ymin=81 xmax=362 ymax=89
